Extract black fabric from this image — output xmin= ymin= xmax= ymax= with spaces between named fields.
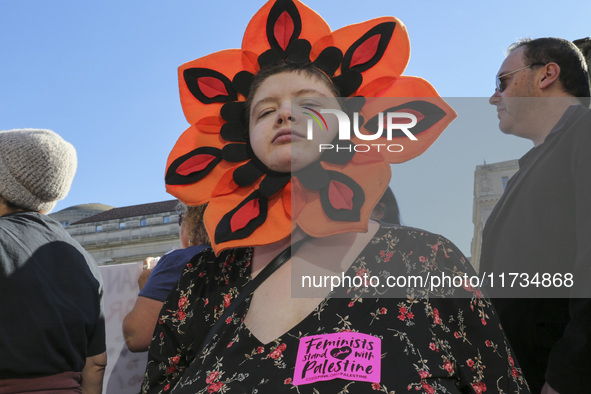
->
xmin=258 ymin=173 xmax=290 ymax=198
xmin=189 ymin=236 xmax=307 ymax=374
xmin=232 ymin=162 xmax=264 ymax=187
xmin=319 ymin=170 xmax=365 ymax=222
xmin=332 ymin=70 xmax=363 ymax=97
xmin=341 ymin=22 xmax=396 ymax=73
xmin=221 ymin=143 xmax=249 ymax=162
xmin=480 ymin=105 xmax=591 ymax=393
xmin=285 ymin=39 xmax=312 ymax=64
xmin=165 ymin=147 xmax=222 ymax=185
xmin=214 ymin=191 xmax=268 ymax=244
xmin=220 ymin=101 xmax=246 ymax=122
xmin=320 ymin=139 xmax=355 ymax=165
xmin=231 ymin=72 xmax=254 ymax=100
xmin=183 ymin=68 xmax=237 ymax=104
xmin=0 ymin=212 xmax=105 ymax=378
xmin=295 ymin=162 xmax=330 ymax=191
xmin=266 ymin=0 xmax=302 ymax=54
xmin=364 ymin=100 xmax=447 ymax=138
xmin=313 ymin=47 xmax=343 ymax=77
xmin=220 ymin=122 xmax=247 ymax=143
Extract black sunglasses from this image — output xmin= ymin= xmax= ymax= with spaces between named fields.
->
xmin=495 ymin=63 xmax=545 ymax=92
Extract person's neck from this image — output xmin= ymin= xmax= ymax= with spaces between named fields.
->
xmin=528 ymin=96 xmax=580 ymax=147
xmin=0 ymin=205 xmax=26 ymax=217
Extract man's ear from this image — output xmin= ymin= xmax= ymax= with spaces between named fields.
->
xmin=539 ymin=62 xmax=561 ymax=89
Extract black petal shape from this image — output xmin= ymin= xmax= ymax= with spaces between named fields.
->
xmin=220 ymin=122 xmax=247 ymax=143
xmin=233 ymin=162 xmax=264 ymax=187
xmin=266 ymin=0 xmax=302 ymax=53
xmin=285 ymin=39 xmax=312 ymax=63
xmin=259 ymin=173 xmax=291 ymax=198
xmin=232 ymin=71 xmax=254 ymax=98
xmin=222 ymin=143 xmax=250 ymax=162
xmin=215 ymin=191 xmax=268 ymax=244
xmin=220 ymin=101 xmax=246 ymax=122
xmin=313 ymin=47 xmax=343 ymax=77
xmin=183 ymin=68 xmax=237 ymax=104
xmin=295 ymin=162 xmax=330 ymax=191
xmin=364 ymin=100 xmax=447 ymax=138
xmin=320 ymin=139 xmax=355 ymax=165
xmin=342 ymin=96 xmax=366 ymax=115
xmin=258 ymin=49 xmax=283 ymax=69
xmin=166 ymin=147 xmax=222 ymax=185
xmin=333 ymin=70 xmax=363 ymax=97
xmin=341 ymin=22 xmax=396 ymax=73
xmin=319 ymin=171 xmax=365 ymax=222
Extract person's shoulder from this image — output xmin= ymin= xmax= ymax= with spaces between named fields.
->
xmin=0 ymin=211 xmax=61 ymax=241
xmin=565 ymin=105 xmax=591 ymax=134
xmin=377 ymin=222 xmax=458 ymax=246
xmin=375 ymin=223 xmax=469 ymax=264
xmin=178 ymin=246 xmax=253 ymax=281
xmin=161 ymin=244 xmax=210 ymax=261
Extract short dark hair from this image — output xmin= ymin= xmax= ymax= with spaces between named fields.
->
xmin=245 ymin=62 xmax=341 ymax=121
xmin=509 ymin=38 xmax=590 ymax=105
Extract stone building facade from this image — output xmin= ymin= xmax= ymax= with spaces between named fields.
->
xmin=50 ymin=200 xmax=182 ymax=265
xmin=470 ymin=160 xmax=519 ymax=272
xmin=49 ymin=203 xmax=114 ymax=228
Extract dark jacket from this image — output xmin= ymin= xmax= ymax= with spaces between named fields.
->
xmin=480 ymin=105 xmax=591 ymax=393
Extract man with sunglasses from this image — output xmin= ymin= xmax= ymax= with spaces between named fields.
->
xmin=481 ymin=37 xmax=591 ymax=394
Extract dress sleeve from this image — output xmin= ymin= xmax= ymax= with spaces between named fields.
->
xmin=428 ymin=236 xmax=530 ymax=393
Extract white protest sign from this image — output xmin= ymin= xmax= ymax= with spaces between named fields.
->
xmin=99 ymin=262 xmax=148 ymax=394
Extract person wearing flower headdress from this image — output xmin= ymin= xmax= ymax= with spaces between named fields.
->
xmin=141 ymin=1 xmax=530 ymax=392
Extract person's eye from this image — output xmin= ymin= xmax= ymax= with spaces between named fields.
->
xmin=258 ymin=109 xmax=274 ymax=119
xmin=301 ymin=101 xmax=321 ymax=108
xmin=498 ymin=77 xmax=508 ymax=92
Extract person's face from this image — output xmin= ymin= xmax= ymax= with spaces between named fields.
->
xmin=489 ymin=46 xmax=539 ymax=138
xmin=248 ymin=71 xmax=340 ymax=173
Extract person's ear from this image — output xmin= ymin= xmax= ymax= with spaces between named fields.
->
xmin=538 ymin=62 xmax=560 ymax=89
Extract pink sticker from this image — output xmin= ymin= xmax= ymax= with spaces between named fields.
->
xmin=293 ymin=332 xmax=381 ymax=386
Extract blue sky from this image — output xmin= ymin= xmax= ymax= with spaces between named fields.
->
xmin=2 ymin=0 xmax=589 ymax=255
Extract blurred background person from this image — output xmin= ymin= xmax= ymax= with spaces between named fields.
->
xmin=0 ymin=129 xmax=106 ymax=393
xmin=123 ymin=204 xmax=210 ymax=352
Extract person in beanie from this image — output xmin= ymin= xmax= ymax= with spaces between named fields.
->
xmin=0 ymin=129 xmax=107 ymax=393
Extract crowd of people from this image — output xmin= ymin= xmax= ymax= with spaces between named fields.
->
xmin=1 ymin=1 xmax=590 ymax=393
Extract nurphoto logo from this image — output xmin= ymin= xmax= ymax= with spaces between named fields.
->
xmin=305 ymin=107 xmax=418 ymax=153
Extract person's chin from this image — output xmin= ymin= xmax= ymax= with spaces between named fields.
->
xmin=498 ymin=122 xmax=515 ymax=135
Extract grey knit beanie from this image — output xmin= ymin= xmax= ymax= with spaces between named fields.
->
xmin=0 ymin=129 xmax=77 ymax=213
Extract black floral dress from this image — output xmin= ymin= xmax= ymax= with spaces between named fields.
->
xmin=141 ymin=225 xmax=530 ymax=393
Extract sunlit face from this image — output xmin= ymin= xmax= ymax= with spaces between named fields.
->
xmin=489 ymin=46 xmax=539 ymax=138
xmin=248 ymin=71 xmax=340 ymax=173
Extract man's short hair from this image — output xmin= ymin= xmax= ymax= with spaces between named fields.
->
xmin=509 ymin=37 xmax=590 ymax=105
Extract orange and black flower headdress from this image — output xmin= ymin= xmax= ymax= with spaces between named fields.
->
xmin=165 ymin=0 xmax=456 ymax=255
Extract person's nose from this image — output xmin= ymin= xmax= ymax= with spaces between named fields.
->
xmin=276 ymin=102 xmax=295 ymax=125
xmin=489 ymin=89 xmax=501 ymax=106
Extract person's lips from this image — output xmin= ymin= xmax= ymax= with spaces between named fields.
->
xmin=272 ymin=129 xmax=305 ymax=143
